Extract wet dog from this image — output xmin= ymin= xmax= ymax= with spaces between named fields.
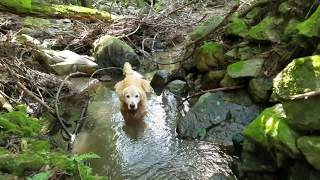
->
xmin=114 ymin=62 xmax=152 ymax=122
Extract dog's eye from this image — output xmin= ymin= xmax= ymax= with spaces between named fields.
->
xmin=135 ymin=95 xmax=139 ymax=98
xmin=126 ymin=95 xmax=130 ymax=98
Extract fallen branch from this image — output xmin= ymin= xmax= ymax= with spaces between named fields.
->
xmin=288 ymin=90 xmax=320 ymax=100
xmin=177 ymin=85 xmax=245 ymax=108
xmin=16 ymin=81 xmax=54 ymax=113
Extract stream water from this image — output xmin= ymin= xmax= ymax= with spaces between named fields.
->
xmin=71 ymin=81 xmax=234 ymax=180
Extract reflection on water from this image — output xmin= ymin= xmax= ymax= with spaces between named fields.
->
xmin=72 ymin=83 xmax=234 ymax=180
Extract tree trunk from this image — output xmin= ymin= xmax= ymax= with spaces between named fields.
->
xmin=0 ymin=0 xmax=112 ymax=22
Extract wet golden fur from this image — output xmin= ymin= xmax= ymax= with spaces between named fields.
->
xmin=114 ymin=62 xmax=152 ymax=122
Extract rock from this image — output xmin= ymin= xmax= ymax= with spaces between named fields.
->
xmin=232 ymin=133 xmax=244 ymax=156
xmin=220 ymin=74 xmax=243 ymax=88
xmin=273 ymin=55 xmax=320 ymax=130
xmin=226 ymin=15 xmax=248 ymax=37
xmin=227 ymin=58 xmax=264 ymax=78
xmin=248 ymin=16 xmax=283 ymax=42
xmin=170 ymin=68 xmax=187 ymax=81
xmin=241 ymin=150 xmax=277 ymax=173
xmin=297 ymin=5 xmax=320 ymax=38
xmin=166 ymin=80 xmax=187 ymax=95
xmin=209 ymin=174 xmax=235 ymax=180
xmin=288 ymin=160 xmax=320 ymax=180
xmin=201 ymin=70 xmax=226 ymax=89
xmin=35 ymin=49 xmax=98 ymax=75
xmin=190 ymin=16 xmax=224 ymax=40
xmin=297 ymin=136 xmax=320 ymax=170
xmin=11 ymin=34 xmax=41 ymax=46
xmin=93 ymin=35 xmax=140 ymax=69
xmin=150 ymin=70 xmax=172 ymax=95
xmin=177 ymin=91 xmax=260 ymax=146
xmin=193 ymin=41 xmax=225 ymax=72
xmin=243 ymin=104 xmax=300 ymax=157
xmin=248 ymin=77 xmax=273 ymax=103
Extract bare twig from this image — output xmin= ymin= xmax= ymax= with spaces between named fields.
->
xmin=16 ymin=81 xmax=54 ymax=113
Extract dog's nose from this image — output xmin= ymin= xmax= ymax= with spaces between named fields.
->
xmin=130 ymin=104 xmax=135 ymax=109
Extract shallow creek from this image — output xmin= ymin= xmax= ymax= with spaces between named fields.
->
xmin=70 ymin=79 xmax=234 ymax=180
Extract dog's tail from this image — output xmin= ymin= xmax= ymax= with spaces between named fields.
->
xmin=123 ymin=62 xmax=143 ymax=78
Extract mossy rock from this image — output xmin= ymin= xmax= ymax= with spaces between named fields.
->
xmin=288 ymin=160 xmax=320 ymax=180
xmin=219 ymin=74 xmax=243 ymax=88
xmin=297 ymin=136 xmax=320 ymax=171
xmin=201 ymin=70 xmax=225 ymax=89
xmin=297 ymin=5 xmax=320 ymax=38
xmin=93 ymin=35 xmax=140 ymax=70
xmin=193 ymin=41 xmax=224 ymax=72
xmin=227 ymin=58 xmax=264 ymax=78
xmin=284 ymin=19 xmax=300 ymax=39
xmin=241 ymin=140 xmax=277 ymax=172
xmin=248 ymin=77 xmax=273 ymax=103
xmin=243 ymin=104 xmax=300 ymax=157
xmin=226 ymin=15 xmax=248 ymax=37
xmin=190 ymin=16 xmax=224 ymax=40
xmin=273 ymin=55 xmax=320 ymax=98
xmin=248 ymin=16 xmax=283 ymax=42
xmin=273 ymin=55 xmax=320 ymax=130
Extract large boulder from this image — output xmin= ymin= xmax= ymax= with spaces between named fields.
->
xmin=93 ymin=35 xmax=140 ymax=69
xmin=297 ymin=136 xmax=320 ymax=171
xmin=273 ymin=55 xmax=320 ymax=130
xmin=193 ymin=41 xmax=225 ymax=72
xmin=243 ymin=104 xmax=300 ymax=158
xmin=177 ymin=91 xmax=260 ymax=146
xmin=227 ymin=58 xmax=264 ymax=78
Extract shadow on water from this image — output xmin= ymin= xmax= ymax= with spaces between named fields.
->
xmin=72 ymin=81 xmax=234 ymax=180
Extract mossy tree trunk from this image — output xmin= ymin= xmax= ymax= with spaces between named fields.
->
xmin=0 ymin=0 xmax=112 ymax=22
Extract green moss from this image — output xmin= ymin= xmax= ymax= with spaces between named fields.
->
xmin=243 ymin=104 xmax=300 ymax=157
xmin=0 ymin=153 xmax=46 ymax=176
xmin=21 ymin=138 xmax=51 ymax=152
xmin=193 ymin=41 xmax=224 ymax=72
xmin=0 ymin=1 xmax=112 ymax=21
xmin=297 ymin=6 xmax=320 ymax=38
xmin=0 ymin=105 xmax=41 ymax=138
xmin=273 ymin=55 xmax=320 ymax=98
xmin=227 ymin=58 xmax=264 ymax=78
xmin=226 ymin=16 xmax=248 ymax=37
xmin=248 ymin=16 xmax=283 ymax=41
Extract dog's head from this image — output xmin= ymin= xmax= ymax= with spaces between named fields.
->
xmin=122 ymin=86 xmax=144 ymax=111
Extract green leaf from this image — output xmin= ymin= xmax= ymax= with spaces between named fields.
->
xmin=73 ymin=152 xmax=101 ymax=162
xmin=27 ymin=172 xmax=50 ymax=180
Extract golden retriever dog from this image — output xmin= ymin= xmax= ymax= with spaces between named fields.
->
xmin=114 ymin=62 xmax=152 ymax=122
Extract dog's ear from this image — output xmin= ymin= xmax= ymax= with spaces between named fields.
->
xmin=140 ymin=79 xmax=153 ymax=93
xmin=114 ymin=81 xmax=125 ymax=96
